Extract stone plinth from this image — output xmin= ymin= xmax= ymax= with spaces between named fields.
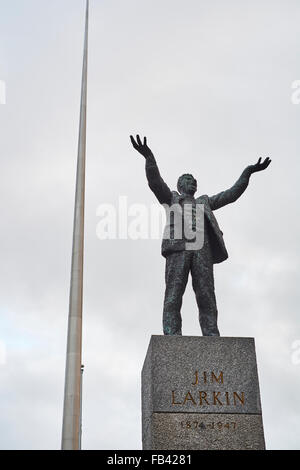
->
xmin=142 ymin=336 xmax=265 ymax=450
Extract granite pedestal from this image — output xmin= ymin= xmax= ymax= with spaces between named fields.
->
xmin=142 ymin=336 xmax=265 ymax=450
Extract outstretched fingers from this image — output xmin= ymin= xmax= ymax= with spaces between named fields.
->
xmin=255 ymin=156 xmax=272 ymax=171
xmin=130 ymin=133 xmax=148 ymax=151
xmin=263 ymin=157 xmax=272 ymax=168
xmin=130 ymin=135 xmax=138 ymax=149
xmin=136 ymin=134 xmax=142 ymax=146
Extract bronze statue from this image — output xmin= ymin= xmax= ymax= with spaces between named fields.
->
xmin=130 ymin=134 xmax=271 ymax=336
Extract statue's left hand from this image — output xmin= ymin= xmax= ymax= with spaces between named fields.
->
xmin=249 ymin=157 xmax=271 ymax=173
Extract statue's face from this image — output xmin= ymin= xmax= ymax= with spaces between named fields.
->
xmin=179 ymin=174 xmax=197 ymax=196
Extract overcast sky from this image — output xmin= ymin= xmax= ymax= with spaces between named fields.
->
xmin=0 ymin=0 xmax=300 ymax=450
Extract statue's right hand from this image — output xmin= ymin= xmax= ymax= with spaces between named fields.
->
xmin=130 ymin=134 xmax=153 ymax=159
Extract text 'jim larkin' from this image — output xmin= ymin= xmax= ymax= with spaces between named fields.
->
xmin=171 ymin=371 xmax=245 ymax=407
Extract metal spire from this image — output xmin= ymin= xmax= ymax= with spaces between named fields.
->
xmin=61 ymin=0 xmax=89 ymax=450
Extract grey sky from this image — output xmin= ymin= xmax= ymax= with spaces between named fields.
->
xmin=0 ymin=0 xmax=299 ymax=449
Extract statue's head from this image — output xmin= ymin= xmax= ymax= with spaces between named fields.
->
xmin=177 ymin=174 xmax=197 ymax=196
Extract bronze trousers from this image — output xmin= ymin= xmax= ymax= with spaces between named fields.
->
xmin=163 ymin=245 xmax=220 ymax=336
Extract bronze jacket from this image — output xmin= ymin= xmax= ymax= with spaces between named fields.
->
xmin=145 ymin=155 xmax=252 ymax=263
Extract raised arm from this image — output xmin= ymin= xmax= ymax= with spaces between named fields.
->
xmin=130 ymin=134 xmax=172 ymax=205
xmin=209 ymin=157 xmax=271 ymax=210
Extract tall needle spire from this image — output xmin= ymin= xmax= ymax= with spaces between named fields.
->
xmin=62 ymin=0 xmax=89 ymax=450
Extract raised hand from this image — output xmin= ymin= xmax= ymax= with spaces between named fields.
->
xmin=130 ymin=134 xmax=153 ymax=159
xmin=249 ymin=157 xmax=272 ymax=174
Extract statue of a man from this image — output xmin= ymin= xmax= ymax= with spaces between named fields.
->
xmin=130 ymin=134 xmax=271 ymax=336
